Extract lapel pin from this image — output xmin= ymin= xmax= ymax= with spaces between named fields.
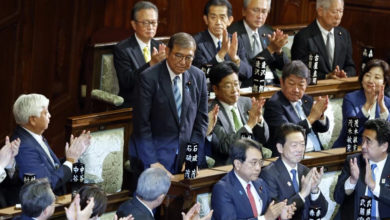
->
xmin=338 ymin=32 xmax=342 ymax=36
xmin=259 ymin=186 xmax=263 ymax=192
xmin=261 ymin=33 xmax=266 ymax=37
xmin=239 ymin=190 xmax=243 ymax=195
xmin=287 ymin=181 xmax=291 ymax=187
xmin=382 ymin=178 xmax=386 ymax=184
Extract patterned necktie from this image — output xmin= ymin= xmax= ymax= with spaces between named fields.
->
xmin=295 ymin=101 xmax=321 ymax=151
xmin=246 ymin=184 xmax=258 ymax=218
xmin=172 ymin=76 xmax=182 ymax=119
xmin=291 ymin=169 xmax=299 ymax=193
xmin=143 ymin=46 xmax=150 ymax=63
xmin=217 ymin=40 xmax=221 ymax=51
xmin=326 ymin=32 xmax=333 ymax=68
xmin=231 ymin=108 xmax=243 ymax=132
xmin=252 ymin=33 xmax=261 ymax=58
xmin=368 ymin=163 xmax=377 ymax=220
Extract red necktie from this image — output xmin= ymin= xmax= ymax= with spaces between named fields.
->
xmin=246 ymin=183 xmax=258 ymax=217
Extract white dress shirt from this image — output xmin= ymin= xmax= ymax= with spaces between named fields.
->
xmin=135 ymin=34 xmax=151 ymax=62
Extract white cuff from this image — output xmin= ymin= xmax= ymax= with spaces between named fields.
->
xmin=216 ymin=54 xmax=224 ymax=63
xmin=206 ymin=134 xmax=213 ymax=142
xmin=310 ymin=190 xmax=320 ymax=201
xmin=63 ymin=161 xmax=73 ymax=171
xmin=380 ymin=109 xmax=389 ymax=120
xmin=344 ymin=176 xmax=357 ymax=191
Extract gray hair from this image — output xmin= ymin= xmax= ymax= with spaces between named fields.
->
xmin=136 ymin=168 xmax=171 ymax=202
xmin=19 ymin=178 xmax=55 ymax=218
xmin=131 ymin=1 xmax=158 ymax=21
xmin=281 ymin=60 xmax=309 ymax=81
xmin=316 ymin=0 xmax=344 ymax=10
xmin=167 ymin=32 xmax=196 ymax=50
xmin=13 ymin=94 xmax=49 ymax=125
xmin=243 ymin=0 xmax=271 ymax=10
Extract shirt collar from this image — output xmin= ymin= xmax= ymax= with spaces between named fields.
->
xmin=134 ymin=34 xmax=151 ymax=50
xmin=234 ymin=170 xmax=253 ymax=189
xmin=22 ymin=126 xmax=43 ymax=141
xmin=290 ymin=99 xmax=302 ymax=107
xmin=219 ymin=100 xmax=238 ymax=112
xmin=136 ymin=196 xmax=154 ymax=217
xmin=316 ymin=19 xmax=334 ymax=36
xmin=281 ymin=158 xmax=298 ymax=173
xmin=370 ymin=156 xmax=387 ymax=172
xmin=243 ymin=20 xmax=258 ymax=37
xmin=208 ymin=30 xmax=222 ymax=48
xmin=166 ymin=62 xmax=182 ymax=82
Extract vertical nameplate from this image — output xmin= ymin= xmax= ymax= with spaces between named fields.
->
xmin=252 ymin=56 xmax=266 ymax=93
xmin=184 ymin=143 xmax=198 ymax=179
xmin=308 ymin=53 xmax=319 ymax=85
xmin=361 ymin=46 xmax=374 ymax=74
xmin=346 ymin=117 xmax=359 ymax=152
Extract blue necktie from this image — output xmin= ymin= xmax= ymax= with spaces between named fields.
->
xmin=368 ymin=164 xmax=377 ymax=220
xmin=295 ymin=101 xmax=321 ymax=151
xmin=291 ymin=169 xmax=299 ymax=193
xmin=172 ymin=76 xmax=182 ymax=119
xmin=217 ymin=40 xmax=221 ymax=51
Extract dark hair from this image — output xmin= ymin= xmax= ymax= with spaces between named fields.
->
xmin=78 ymin=185 xmax=107 ymax=218
xmin=229 ymin=139 xmax=263 ymax=166
xmin=167 ymin=32 xmax=196 ymax=50
xmin=359 ymin=59 xmax=390 ymax=87
xmin=203 ymin=0 xmax=233 ymax=17
xmin=19 ymin=178 xmax=55 ymax=218
xmin=209 ymin=61 xmax=239 ymax=86
xmin=131 ymin=1 xmax=158 ymax=21
xmin=364 ymin=119 xmax=390 ymax=151
xmin=276 ymin=123 xmax=306 ymax=146
xmin=281 ymin=60 xmax=309 ymax=82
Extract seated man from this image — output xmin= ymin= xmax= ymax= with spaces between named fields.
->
xmin=334 ymin=119 xmax=390 ymax=219
xmin=261 ymin=123 xmax=328 ymax=220
xmin=114 ymin=1 xmax=166 ymax=107
xmin=193 ymin=0 xmax=252 ymax=82
xmin=291 ymin=0 xmax=356 ymax=79
xmin=264 ymin=60 xmax=329 ymax=156
xmin=208 ymin=61 xmax=271 ymax=166
xmin=228 ymin=0 xmax=289 ymax=85
xmin=211 ymin=139 xmax=295 ymax=220
xmin=12 ymin=93 xmax=91 ymax=195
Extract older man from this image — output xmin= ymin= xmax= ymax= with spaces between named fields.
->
xmin=264 ymin=61 xmax=329 ymax=156
xmin=12 ymin=94 xmax=90 ymax=195
xmin=114 ymin=1 xmax=166 ymax=107
xmin=291 ymin=0 xmax=355 ymax=79
xmin=228 ymin=0 xmax=289 ymax=85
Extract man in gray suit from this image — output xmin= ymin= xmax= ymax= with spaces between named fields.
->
xmin=207 ymin=61 xmax=270 ymax=166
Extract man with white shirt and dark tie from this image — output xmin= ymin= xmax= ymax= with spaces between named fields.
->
xmin=11 ymin=93 xmax=91 ymax=195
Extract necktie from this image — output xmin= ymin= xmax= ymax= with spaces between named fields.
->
xmin=246 ymin=184 xmax=258 ymax=217
xmin=172 ymin=76 xmax=182 ymax=119
xmin=291 ymin=169 xmax=299 ymax=193
xmin=368 ymin=164 xmax=377 ymax=220
xmin=252 ymin=33 xmax=261 ymax=58
xmin=231 ymin=108 xmax=243 ymax=132
xmin=326 ymin=32 xmax=333 ymax=68
xmin=42 ymin=137 xmax=55 ymax=166
xmin=295 ymin=101 xmax=321 ymax=151
xmin=143 ymin=46 xmax=150 ymax=63
xmin=217 ymin=40 xmax=221 ymax=51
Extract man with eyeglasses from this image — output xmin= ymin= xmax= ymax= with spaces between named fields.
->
xmin=207 ymin=61 xmax=271 ymax=166
xmin=291 ymin=0 xmax=356 ymax=79
xmin=131 ymin=32 xmax=208 ymax=180
xmin=193 ymin=0 xmax=252 ymax=82
xmin=114 ymin=1 xmax=166 ymax=107
xmin=228 ymin=0 xmax=289 ymax=86
xmin=211 ymin=139 xmax=296 ymax=220
xmin=260 ymin=123 xmax=328 ymax=220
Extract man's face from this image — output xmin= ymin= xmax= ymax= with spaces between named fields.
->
xmin=317 ymin=0 xmax=344 ymax=30
xmin=166 ymin=44 xmax=196 ymax=75
xmin=131 ymin=8 xmax=158 ymax=43
xmin=361 ymin=129 xmax=388 ymax=162
xmin=281 ymin=74 xmax=307 ymax=102
xmin=277 ymin=132 xmax=306 ymax=167
xmin=213 ymin=73 xmax=240 ymax=105
xmin=30 ymin=107 xmax=51 ymax=135
xmin=242 ymin=0 xmax=269 ymax=30
xmin=235 ymin=147 xmax=263 ymax=182
xmin=203 ymin=5 xmax=233 ymax=38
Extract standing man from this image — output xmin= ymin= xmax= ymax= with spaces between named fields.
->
xmin=261 ymin=123 xmax=328 ymax=220
xmin=264 ymin=61 xmax=329 ymax=156
xmin=193 ymin=0 xmax=252 ymax=82
xmin=114 ymin=1 xmax=166 ymax=107
xmin=291 ymin=0 xmax=356 ymax=79
xmin=131 ymin=33 xmax=208 ymax=177
xmin=228 ymin=0 xmax=289 ymax=85
xmin=334 ymin=119 xmax=390 ymax=219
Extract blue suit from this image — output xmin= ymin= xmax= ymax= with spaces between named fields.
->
xmin=211 ymin=170 xmax=272 ymax=220
xmin=12 ymin=126 xmax=71 ymax=195
xmin=13 ymin=214 xmax=35 ymax=220
xmin=131 ymin=60 xmax=208 ymax=174
xmin=333 ymin=89 xmax=390 ymax=148
xmin=116 ymin=197 xmax=154 ymax=220
xmin=260 ymin=158 xmax=328 ymax=220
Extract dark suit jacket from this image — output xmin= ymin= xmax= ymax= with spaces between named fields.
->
xmin=263 ymin=91 xmax=329 ymax=156
xmin=131 ymin=60 xmax=208 ymax=174
xmin=333 ymin=89 xmax=390 ymax=148
xmin=334 ymin=153 xmax=390 ymax=219
xmin=116 ymin=197 xmax=154 ymax=220
xmin=0 ymin=168 xmax=22 ymax=208
xmin=228 ymin=20 xmax=289 ymax=85
xmin=12 ymin=214 xmax=35 ymax=220
xmin=113 ymin=35 xmax=161 ymax=107
xmin=260 ymin=158 xmax=328 ymax=220
xmin=193 ymin=30 xmax=252 ymax=81
xmin=291 ymin=21 xmax=356 ymax=79
xmin=208 ymin=97 xmax=269 ymax=166
xmin=12 ymin=126 xmax=71 ymax=195
xmin=211 ymin=170 xmax=271 ymax=220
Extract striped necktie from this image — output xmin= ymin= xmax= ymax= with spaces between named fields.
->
xmin=295 ymin=101 xmax=321 ymax=151
xmin=172 ymin=76 xmax=182 ymax=119
xmin=368 ymin=163 xmax=377 ymax=220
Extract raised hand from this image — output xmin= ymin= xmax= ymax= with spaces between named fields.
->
xmin=364 ymin=158 xmax=376 ymax=190
xmin=247 ymin=97 xmax=266 ymax=128
xmin=311 ymin=167 xmax=324 ymax=193
xmin=264 ymin=200 xmax=287 ymax=220
xmin=308 ymin=95 xmax=328 ymax=124
xmin=281 ymin=201 xmax=296 ymax=220
xmin=65 ymin=194 xmax=95 ymax=220
xmin=66 ymin=130 xmax=91 ymax=163
xmin=267 ymin=29 xmax=288 ymax=54
xmin=207 ymin=105 xmax=219 ymax=136
xmin=150 ymin=44 xmax=166 ymax=66
xmin=300 ymin=168 xmax=314 ymax=198
xmin=349 ymin=157 xmax=360 ymax=184
xmin=181 ymin=203 xmax=214 ymax=220
xmin=227 ymin=32 xmax=239 ymax=63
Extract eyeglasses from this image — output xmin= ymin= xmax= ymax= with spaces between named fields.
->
xmin=220 ymin=82 xmax=240 ymax=90
xmin=249 ymin=8 xmax=269 ymax=15
xmin=136 ymin=20 xmax=159 ymax=27
xmin=174 ymin=53 xmax=194 ymax=63
xmin=246 ymin=159 xmax=264 ymax=167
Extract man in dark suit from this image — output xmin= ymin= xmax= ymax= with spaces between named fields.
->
xmin=12 ymin=94 xmax=91 ymax=195
xmin=264 ymin=60 xmax=329 ymax=156
xmin=207 ymin=61 xmax=271 ymax=166
xmin=261 ymin=123 xmax=328 ymax=220
xmin=114 ymin=1 xmax=166 ymax=107
xmin=228 ymin=0 xmax=289 ymax=85
xmin=131 ymin=32 xmax=208 ymax=177
xmin=211 ymin=139 xmax=295 ymax=220
xmin=193 ymin=0 xmax=252 ymax=82
xmin=334 ymin=119 xmax=390 ymax=219
xmin=291 ymin=0 xmax=356 ymax=79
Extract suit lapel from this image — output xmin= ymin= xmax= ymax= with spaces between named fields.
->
xmin=311 ymin=23 xmax=331 ymax=71
xmin=159 ymin=63 xmax=180 ymax=125
xmin=230 ymin=171 xmax=254 ymax=216
xmin=216 ymin=100 xmax=236 ymax=133
xmin=258 ymin=26 xmax=269 ymax=51
xmin=301 ymin=96 xmax=312 ymax=117
xmin=280 ymin=93 xmax=301 ymax=123
xmin=180 ymin=71 xmax=191 ymax=124
xmin=333 ymin=28 xmax=343 ymax=70
xmin=276 ymin=158 xmax=298 ymax=195
xmin=237 ymin=98 xmax=248 ymax=124
xmin=204 ymin=31 xmax=219 ymax=59
xmin=128 ymin=36 xmax=146 ymax=68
